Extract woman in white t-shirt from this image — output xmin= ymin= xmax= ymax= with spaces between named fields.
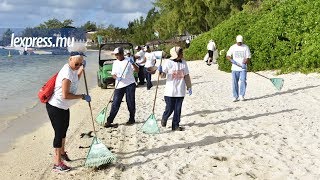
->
xmin=144 ymin=45 xmax=156 ymax=90
xmin=158 ymin=46 xmax=192 ymax=131
xmin=46 ymin=50 xmax=91 ymax=172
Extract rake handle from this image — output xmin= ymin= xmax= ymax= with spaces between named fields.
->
xmin=83 ymin=69 xmax=98 ymax=137
xmin=152 ymin=53 xmax=163 ymax=114
xmin=252 ymin=71 xmax=270 ymax=80
xmin=233 ymin=62 xmax=270 ymax=80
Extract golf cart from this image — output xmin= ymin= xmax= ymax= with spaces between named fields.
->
xmin=97 ymin=42 xmax=136 ymax=89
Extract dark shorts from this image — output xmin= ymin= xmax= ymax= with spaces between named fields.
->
xmin=208 ymin=50 xmax=213 ymax=58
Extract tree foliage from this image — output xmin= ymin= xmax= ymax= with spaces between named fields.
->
xmin=185 ymin=0 xmax=320 ymax=73
xmin=1 ymin=28 xmax=13 ymax=46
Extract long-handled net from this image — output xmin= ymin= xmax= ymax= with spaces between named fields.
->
xmin=95 ymin=61 xmax=130 ymax=126
xmin=82 ymin=70 xmax=116 ymax=167
xmin=140 ymin=52 xmax=164 ymax=134
xmin=252 ymin=72 xmax=284 ymax=91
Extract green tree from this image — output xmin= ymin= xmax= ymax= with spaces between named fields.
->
xmin=2 ymin=28 xmax=13 ymax=46
xmin=81 ymin=21 xmax=97 ymax=32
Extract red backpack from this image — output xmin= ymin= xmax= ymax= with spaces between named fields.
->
xmin=38 ymin=72 xmax=58 ymax=103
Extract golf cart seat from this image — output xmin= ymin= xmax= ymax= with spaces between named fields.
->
xmin=99 ymin=59 xmax=116 ymax=67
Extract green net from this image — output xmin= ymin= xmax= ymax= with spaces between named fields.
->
xmin=85 ymin=137 xmax=116 ymax=167
xmin=270 ymin=78 xmax=284 ymax=91
xmin=96 ymin=107 xmax=107 ymax=126
xmin=140 ymin=114 xmax=160 ymax=134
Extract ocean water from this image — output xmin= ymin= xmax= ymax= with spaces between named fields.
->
xmin=0 ymin=49 xmax=99 ymax=152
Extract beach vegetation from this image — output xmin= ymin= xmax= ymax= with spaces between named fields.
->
xmin=184 ymin=0 xmax=320 ymax=73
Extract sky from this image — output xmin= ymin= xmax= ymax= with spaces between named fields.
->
xmin=0 ymin=0 xmax=155 ymax=28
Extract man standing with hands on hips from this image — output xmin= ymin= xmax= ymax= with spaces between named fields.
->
xmin=226 ymin=35 xmax=251 ymax=102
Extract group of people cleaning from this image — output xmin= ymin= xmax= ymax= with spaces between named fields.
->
xmin=45 ymin=34 xmax=250 ymax=172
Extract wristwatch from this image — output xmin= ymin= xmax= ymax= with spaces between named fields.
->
xmin=82 ymin=94 xmax=85 ymax=100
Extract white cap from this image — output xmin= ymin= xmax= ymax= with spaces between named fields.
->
xmin=236 ymin=35 xmax=243 ymax=43
xmin=112 ymin=47 xmax=124 ymax=54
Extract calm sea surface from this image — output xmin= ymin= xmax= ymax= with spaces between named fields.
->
xmin=0 ymin=49 xmax=99 ymax=152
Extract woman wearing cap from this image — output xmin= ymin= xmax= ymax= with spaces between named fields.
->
xmin=143 ymin=45 xmax=157 ymax=90
xmin=46 ymin=44 xmax=91 ymax=172
xmin=158 ymin=46 xmax=192 ymax=131
xmin=226 ymin=35 xmax=251 ymax=102
xmin=104 ymin=47 xmax=139 ymax=128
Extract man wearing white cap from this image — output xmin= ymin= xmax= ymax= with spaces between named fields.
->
xmin=104 ymin=47 xmax=139 ymax=128
xmin=158 ymin=46 xmax=192 ymax=131
xmin=226 ymin=35 xmax=251 ymax=102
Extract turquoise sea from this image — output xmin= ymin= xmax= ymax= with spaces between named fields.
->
xmin=0 ymin=49 xmax=98 ymax=152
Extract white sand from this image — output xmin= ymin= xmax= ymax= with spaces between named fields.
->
xmin=1 ymin=60 xmax=320 ymax=179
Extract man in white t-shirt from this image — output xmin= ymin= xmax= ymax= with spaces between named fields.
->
xmin=104 ymin=47 xmax=139 ymax=128
xmin=158 ymin=46 xmax=192 ymax=131
xmin=206 ymin=39 xmax=216 ymax=66
xmin=226 ymin=35 xmax=251 ymax=102
xmin=134 ymin=46 xmax=146 ymax=85
xmin=144 ymin=45 xmax=156 ymax=90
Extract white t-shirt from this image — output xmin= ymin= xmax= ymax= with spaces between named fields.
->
xmin=135 ymin=50 xmax=145 ymax=66
xmin=48 ymin=64 xmax=79 ymax=110
xmin=144 ymin=52 xmax=156 ymax=68
xmin=207 ymin=41 xmax=216 ymax=51
xmin=162 ymin=59 xmax=190 ymax=97
xmin=112 ymin=57 xmax=136 ymax=89
xmin=226 ymin=43 xmax=251 ymax=71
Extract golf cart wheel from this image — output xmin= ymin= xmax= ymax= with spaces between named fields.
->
xmin=97 ymin=74 xmax=102 ymax=87
xmin=101 ymin=83 xmax=108 ymax=89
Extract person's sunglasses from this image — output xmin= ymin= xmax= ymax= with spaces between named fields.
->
xmin=70 ymin=51 xmax=86 ymax=56
xmin=75 ymin=62 xmax=83 ymax=67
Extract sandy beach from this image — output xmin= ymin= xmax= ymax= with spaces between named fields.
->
xmin=1 ymin=60 xmax=320 ymax=180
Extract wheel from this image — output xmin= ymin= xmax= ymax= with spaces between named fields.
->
xmin=101 ymin=83 xmax=108 ymax=89
xmin=97 ymin=74 xmax=102 ymax=87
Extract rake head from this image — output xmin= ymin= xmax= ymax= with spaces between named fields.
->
xmin=140 ymin=114 xmax=160 ymax=134
xmin=85 ymin=137 xmax=116 ymax=167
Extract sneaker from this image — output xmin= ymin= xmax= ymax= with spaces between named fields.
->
xmin=172 ymin=126 xmax=185 ymax=131
xmin=239 ymin=96 xmax=245 ymax=101
xmin=61 ymin=152 xmax=71 ymax=161
xmin=104 ymin=123 xmax=119 ymax=128
xmin=232 ymin=98 xmax=239 ymax=102
xmin=125 ymin=121 xmax=135 ymax=125
xmin=161 ymin=119 xmax=167 ymax=127
xmin=53 ymin=162 xmax=71 ymax=172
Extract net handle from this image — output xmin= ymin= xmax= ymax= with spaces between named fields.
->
xmin=152 ymin=52 xmax=163 ymax=114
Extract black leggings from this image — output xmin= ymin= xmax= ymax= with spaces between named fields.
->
xmin=46 ymin=103 xmax=70 ymax=148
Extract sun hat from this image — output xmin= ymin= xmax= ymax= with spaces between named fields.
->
xmin=169 ymin=46 xmax=182 ymax=60
xmin=236 ymin=35 xmax=243 ymax=43
xmin=112 ymin=47 xmax=124 ymax=54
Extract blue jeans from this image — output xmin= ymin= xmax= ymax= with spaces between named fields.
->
xmin=144 ymin=68 xmax=152 ymax=89
xmin=107 ymin=83 xmax=136 ymax=123
xmin=162 ymin=96 xmax=184 ymax=129
xmin=232 ymin=70 xmax=247 ymax=98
